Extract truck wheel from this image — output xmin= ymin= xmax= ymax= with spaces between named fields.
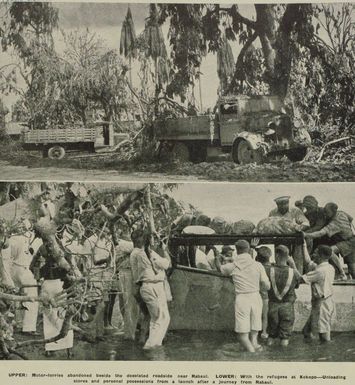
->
xmin=172 ymin=142 xmax=190 ymax=162
xmin=233 ymin=140 xmax=263 ymax=165
xmin=48 ymin=146 xmax=66 ymax=160
xmin=286 ymin=147 xmax=308 ymax=162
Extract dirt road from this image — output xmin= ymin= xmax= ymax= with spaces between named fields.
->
xmin=0 ymin=160 xmax=202 ymax=182
xmin=0 ymin=157 xmax=354 ymax=182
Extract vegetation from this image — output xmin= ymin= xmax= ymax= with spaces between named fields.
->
xmin=0 ymin=3 xmax=353 ymax=171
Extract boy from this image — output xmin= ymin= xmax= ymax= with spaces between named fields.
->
xmin=266 ymin=245 xmax=299 ymax=347
xmin=300 ymin=243 xmax=335 ymax=343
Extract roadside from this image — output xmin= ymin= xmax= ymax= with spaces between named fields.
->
xmin=0 ymin=142 xmax=354 ymax=182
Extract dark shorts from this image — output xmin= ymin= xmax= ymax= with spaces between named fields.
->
xmin=336 ymin=237 xmax=355 ymax=264
xmin=267 ymin=301 xmax=295 ymax=339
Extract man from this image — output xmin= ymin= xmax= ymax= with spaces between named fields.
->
xmin=182 ymin=215 xmax=215 ymax=268
xmin=269 ymin=196 xmax=309 ymax=273
xmin=301 ymin=197 xmax=347 ymax=280
xmin=130 ymin=229 xmax=171 ymax=350
xmin=269 ymin=196 xmax=309 ymax=230
xmin=83 ymin=228 xmax=115 ymax=330
xmin=255 ymin=246 xmax=273 ymax=339
xmin=300 ymin=244 xmax=335 ymax=343
xmin=305 ymin=202 xmax=355 ymax=279
xmin=266 ymin=245 xmax=299 ymax=347
xmin=10 ymin=219 xmax=39 ymax=335
xmin=220 ymin=245 xmax=234 ymax=265
xmin=302 ymin=196 xmax=327 ymax=233
xmin=216 ymin=240 xmax=270 ymax=352
xmin=39 ymin=188 xmax=56 ymax=220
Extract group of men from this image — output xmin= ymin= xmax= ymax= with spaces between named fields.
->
xmin=1 ymin=190 xmax=353 ymax=356
xmin=126 ymin=194 xmax=354 ymax=352
xmin=0 ymin=188 xmax=122 ymax=357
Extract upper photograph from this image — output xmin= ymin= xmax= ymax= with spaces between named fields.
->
xmin=0 ymin=2 xmax=354 ymax=182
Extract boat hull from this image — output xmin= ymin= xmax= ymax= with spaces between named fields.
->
xmin=168 ymin=266 xmax=355 ymax=332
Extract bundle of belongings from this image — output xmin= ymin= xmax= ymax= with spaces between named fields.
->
xmin=255 ymin=217 xmax=300 ymax=235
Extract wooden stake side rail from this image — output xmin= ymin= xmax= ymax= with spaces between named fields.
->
xmin=169 ymin=233 xmax=304 ymax=247
xmin=24 ymin=127 xmax=98 ymax=144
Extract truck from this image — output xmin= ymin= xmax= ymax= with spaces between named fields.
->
xmin=22 ymin=122 xmax=115 ymax=160
xmin=155 ymin=95 xmax=311 ymax=164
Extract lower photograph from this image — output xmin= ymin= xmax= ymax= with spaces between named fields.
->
xmin=0 ymin=181 xmax=354 ymax=362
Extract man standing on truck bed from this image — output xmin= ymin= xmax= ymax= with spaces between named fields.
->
xmin=269 ymin=196 xmax=309 ymax=273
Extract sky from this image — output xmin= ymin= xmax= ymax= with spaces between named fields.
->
xmin=0 ymin=2 xmax=256 ymax=112
xmin=170 ymin=183 xmax=355 ymax=224
xmin=0 ymin=2 xmax=344 ymax=114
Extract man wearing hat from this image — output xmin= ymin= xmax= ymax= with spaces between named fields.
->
xmin=269 ymin=196 xmax=309 ymax=231
xmin=302 ymin=197 xmax=347 ymax=280
xmin=269 ymin=196 xmax=309 ymax=273
xmin=302 ymin=196 xmax=327 ymax=233
xmin=305 ymin=203 xmax=355 ymax=279
xmin=216 ymin=240 xmax=270 ymax=352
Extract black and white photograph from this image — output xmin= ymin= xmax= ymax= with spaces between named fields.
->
xmin=0 ymin=1 xmax=354 ymax=384
xmin=0 ymin=2 xmax=353 ymax=182
xmin=0 ymin=181 xmax=353 ymax=362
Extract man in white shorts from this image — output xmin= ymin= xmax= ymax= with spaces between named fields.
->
xmin=216 ymin=240 xmax=270 ymax=352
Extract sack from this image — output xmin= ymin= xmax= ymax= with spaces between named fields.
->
xmin=255 ymin=217 xmax=298 ymax=235
xmin=231 ymin=220 xmax=255 ymax=235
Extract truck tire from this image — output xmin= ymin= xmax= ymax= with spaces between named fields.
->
xmin=286 ymin=147 xmax=308 ymax=162
xmin=48 ymin=146 xmax=66 ymax=160
xmin=233 ymin=140 xmax=263 ymax=165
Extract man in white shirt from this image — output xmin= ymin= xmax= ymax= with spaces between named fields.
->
xmin=10 ymin=221 xmax=39 ymax=334
xmin=216 ymin=240 xmax=270 ymax=352
xmin=300 ymin=244 xmax=335 ymax=343
xmin=130 ymin=229 xmax=171 ymax=350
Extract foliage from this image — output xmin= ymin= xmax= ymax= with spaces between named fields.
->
xmin=217 ymin=34 xmax=234 ymax=93
xmin=119 ymin=7 xmax=137 ymax=59
xmin=159 ymin=4 xmax=208 ymax=102
xmin=0 ymin=2 xmax=59 ymax=128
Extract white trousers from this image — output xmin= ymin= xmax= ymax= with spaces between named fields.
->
xmin=140 ymin=281 xmax=170 ymax=349
xmin=41 ymin=279 xmax=74 ymax=351
xmin=11 ymin=264 xmax=38 ymax=332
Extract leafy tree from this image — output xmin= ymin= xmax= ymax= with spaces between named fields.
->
xmin=217 ymin=34 xmax=234 ymax=94
xmin=142 ymin=4 xmax=169 ymax=117
xmin=120 ymin=7 xmax=137 ymax=85
xmin=158 ymin=4 xmax=320 ymax=101
xmin=289 ymin=4 xmax=354 ymax=131
xmin=0 ymin=2 xmax=59 ymax=128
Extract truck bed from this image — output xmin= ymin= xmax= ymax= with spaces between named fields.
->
xmin=23 ymin=126 xmax=97 ymax=144
xmin=155 ymin=115 xmax=217 ymax=141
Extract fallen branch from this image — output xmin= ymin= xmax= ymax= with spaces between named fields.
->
xmin=317 ymin=136 xmax=354 ymax=162
xmin=100 ymin=188 xmax=145 ymax=222
xmin=15 ymin=312 xmax=74 ymax=348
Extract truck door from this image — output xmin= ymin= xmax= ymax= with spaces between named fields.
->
xmin=219 ymin=101 xmax=243 ymax=146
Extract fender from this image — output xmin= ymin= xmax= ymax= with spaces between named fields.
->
xmin=232 ymin=131 xmax=268 ymax=151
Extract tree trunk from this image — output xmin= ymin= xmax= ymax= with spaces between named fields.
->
xmin=254 ymin=4 xmax=306 ymax=100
